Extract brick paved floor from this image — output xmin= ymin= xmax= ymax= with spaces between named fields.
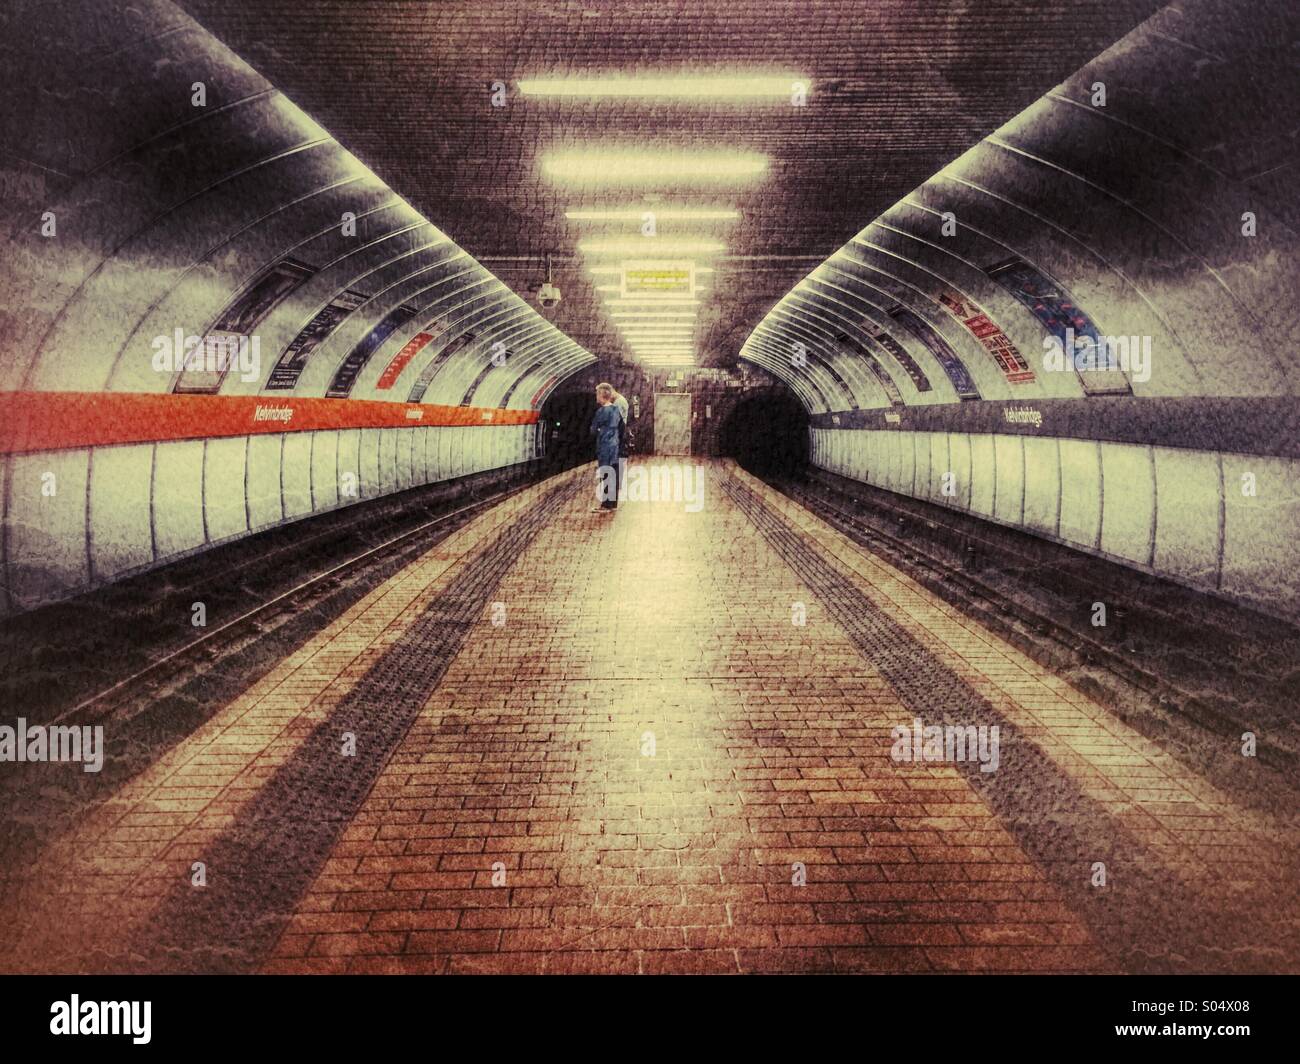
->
xmin=3 ymin=459 xmax=1296 ymax=974
xmin=261 ymin=460 xmax=1115 ymax=974
xmin=0 ymin=469 xmax=584 ymax=973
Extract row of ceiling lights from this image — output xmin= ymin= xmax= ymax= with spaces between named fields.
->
xmin=522 ymin=73 xmax=805 ymax=366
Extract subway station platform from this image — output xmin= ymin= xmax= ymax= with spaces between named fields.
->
xmin=2 ymin=460 xmax=1295 ymax=976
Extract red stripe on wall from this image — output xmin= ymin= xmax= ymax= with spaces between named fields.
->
xmin=0 ymin=391 xmax=538 ymax=456
xmin=375 ymin=332 xmax=436 ymax=390
xmin=530 ymin=375 xmax=559 ymax=410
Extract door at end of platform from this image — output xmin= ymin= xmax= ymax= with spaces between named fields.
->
xmin=654 ymin=392 xmax=691 ymax=455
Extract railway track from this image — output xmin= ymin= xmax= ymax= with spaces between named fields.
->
xmin=765 ymin=467 xmax=1300 ymax=782
xmin=0 ymin=469 xmax=559 ymax=876
xmin=47 ymin=482 xmax=531 ymax=729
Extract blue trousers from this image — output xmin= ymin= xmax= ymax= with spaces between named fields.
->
xmin=597 ymin=458 xmax=620 ymax=507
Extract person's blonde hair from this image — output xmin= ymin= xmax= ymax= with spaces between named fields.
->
xmin=596 ymin=382 xmax=615 ymax=400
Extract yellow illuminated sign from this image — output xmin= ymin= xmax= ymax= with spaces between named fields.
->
xmin=621 ymin=260 xmax=695 ymax=297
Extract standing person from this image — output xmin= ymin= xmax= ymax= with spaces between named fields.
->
xmin=611 ymin=387 xmax=630 ymax=500
xmin=589 ymin=382 xmax=621 ymax=511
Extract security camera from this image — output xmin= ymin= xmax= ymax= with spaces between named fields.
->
xmin=536 ymin=281 xmax=562 ymax=310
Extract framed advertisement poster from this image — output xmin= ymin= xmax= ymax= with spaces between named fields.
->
xmin=460 ymin=348 xmax=505 ymax=406
xmin=375 ymin=317 xmax=450 ymax=391
xmin=937 ymin=291 xmax=1035 ymax=384
xmin=174 ymin=258 xmax=315 ymax=393
xmin=987 ymin=259 xmax=1131 ymax=395
xmin=863 ymin=322 xmax=931 ymax=393
xmin=265 ymin=288 xmax=367 ymax=391
xmin=406 ymin=331 xmax=478 ymax=403
xmin=326 ymin=302 xmax=420 ymax=398
xmin=837 ymin=333 xmax=902 ymax=406
xmin=888 ymin=305 xmax=980 ymax=400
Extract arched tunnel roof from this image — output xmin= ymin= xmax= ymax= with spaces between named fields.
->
xmin=5 ymin=0 xmax=1183 ymax=389
xmin=0 ymin=0 xmax=596 ymax=426
xmin=741 ymin=0 xmax=1300 ymax=442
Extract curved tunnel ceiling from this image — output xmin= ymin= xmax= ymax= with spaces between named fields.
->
xmin=741 ymin=0 xmax=1299 ymax=416
xmin=0 ymin=0 xmax=596 ymax=412
xmin=162 ymin=0 xmax=1171 ymax=370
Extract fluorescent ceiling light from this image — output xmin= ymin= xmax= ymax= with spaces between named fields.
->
xmin=626 ymin=344 xmax=694 ymax=351
xmin=608 ymin=310 xmax=698 ymax=318
xmin=616 ymin=318 xmax=696 ymax=326
xmin=604 ymin=298 xmax=700 ymax=307
xmin=594 ymin=284 xmax=620 ymax=292
xmin=543 ymin=149 xmax=768 ymax=184
xmin=519 ymin=75 xmax=808 ymax=100
xmin=615 ymin=314 xmax=700 ymax=320
xmin=587 ymin=266 xmax=623 ymax=275
xmin=579 ymin=237 xmax=725 ymax=256
xmin=566 ymin=207 xmax=739 ymax=222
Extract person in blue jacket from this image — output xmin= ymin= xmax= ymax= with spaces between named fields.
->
xmin=590 ymin=382 xmax=621 ymax=511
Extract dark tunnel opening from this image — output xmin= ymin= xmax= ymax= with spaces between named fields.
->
xmin=717 ymin=390 xmax=810 ymax=478
xmin=539 ymin=388 xmax=598 ymax=472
